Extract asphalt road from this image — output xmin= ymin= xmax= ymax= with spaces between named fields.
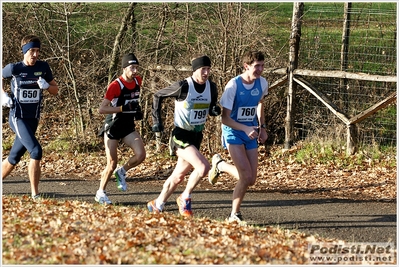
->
xmin=2 ymin=175 xmax=396 ymax=243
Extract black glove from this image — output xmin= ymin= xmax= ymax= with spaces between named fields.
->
xmin=152 ymin=123 xmax=164 ymax=132
xmin=121 ymin=101 xmax=138 ymax=112
xmin=133 ymin=105 xmax=143 ymax=120
xmin=210 ymin=105 xmax=221 ymax=116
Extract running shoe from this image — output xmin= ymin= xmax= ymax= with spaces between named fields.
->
xmin=208 ymin=154 xmax=224 ymax=185
xmin=31 ymin=194 xmax=43 ymax=202
xmin=228 ymin=212 xmax=247 ymax=225
xmin=114 ymin=167 xmax=127 ymax=191
xmin=176 ymin=195 xmax=193 ymax=217
xmin=147 ymin=199 xmax=162 ymax=213
xmin=95 ymin=190 xmax=112 ymax=205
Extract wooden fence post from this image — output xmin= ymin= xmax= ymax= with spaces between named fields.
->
xmin=347 ymin=124 xmax=358 ymax=155
xmin=341 ymin=3 xmax=357 ymax=155
xmin=285 ymin=2 xmax=304 ymax=149
xmin=340 ymin=2 xmax=351 ymax=111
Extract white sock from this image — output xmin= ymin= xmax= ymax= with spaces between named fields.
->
xmin=181 ymin=192 xmax=191 ymax=199
xmin=217 ymin=161 xmax=224 ymax=172
xmin=97 ymin=189 xmax=105 ymax=195
xmin=156 ymin=199 xmax=165 ymax=211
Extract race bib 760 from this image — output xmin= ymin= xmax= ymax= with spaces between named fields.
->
xmin=237 ymin=106 xmax=257 ymax=122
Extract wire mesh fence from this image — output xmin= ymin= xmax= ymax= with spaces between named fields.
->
xmin=296 ymin=2 xmax=396 ymax=147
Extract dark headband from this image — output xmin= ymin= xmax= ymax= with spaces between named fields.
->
xmin=192 ymin=56 xmax=211 ymax=71
xmin=22 ymin=42 xmax=41 ymax=54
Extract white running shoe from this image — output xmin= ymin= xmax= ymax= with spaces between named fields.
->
xmin=95 ymin=190 xmax=112 ymax=205
xmin=31 ymin=194 xmax=43 ymax=202
xmin=114 ymin=167 xmax=127 ymax=191
xmin=228 ymin=212 xmax=247 ymax=226
xmin=208 ymin=154 xmax=224 ymax=185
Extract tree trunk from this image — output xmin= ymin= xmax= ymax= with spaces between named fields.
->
xmin=63 ymin=4 xmax=84 ymax=136
xmin=108 ymin=2 xmax=136 ymax=84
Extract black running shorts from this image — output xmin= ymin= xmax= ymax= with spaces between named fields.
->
xmin=169 ymin=127 xmax=203 ymax=152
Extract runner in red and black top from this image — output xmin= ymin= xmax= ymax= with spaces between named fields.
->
xmin=147 ymin=54 xmax=221 ymax=217
xmin=95 ymin=53 xmax=146 ymax=205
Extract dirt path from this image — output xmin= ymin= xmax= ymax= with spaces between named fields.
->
xmin=2 ymin=175 xmax=396 ymax=243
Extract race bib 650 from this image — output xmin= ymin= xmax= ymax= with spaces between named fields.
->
xmin=18 ymin=89 xmax=40 ymax=103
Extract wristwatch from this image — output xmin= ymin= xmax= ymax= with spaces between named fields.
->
xmin=260 ymin=124 xmax=266 ymax=129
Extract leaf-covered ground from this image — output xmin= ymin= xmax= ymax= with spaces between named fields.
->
xmin=3 ymin=195 xmax=395 ymax=265
xmin=2 ymin=143 xmax=396 ymax=264
xmin=2 ymin=195 xmax=311 ymax=264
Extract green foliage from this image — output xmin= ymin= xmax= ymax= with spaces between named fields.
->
xmin=289 ymin=140 xmax=396 ymax=169
xmin=46 ymin=137 xmax=72 ymax=153
xmin=294 ymin=142 xmax=337 ymax=164
xmin=1 ymin=2 xmax=395 ymax=155
xmin=374 ymin=105 xmax=397 ymax=132
xmin=358 ymin=143 xmax=397 ymax=168
xmin=2 ymin=137 xmax=13 ymax=151
xmin=44 ymin=130 xmax=104 ymax=154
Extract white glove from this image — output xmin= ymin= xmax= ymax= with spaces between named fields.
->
xmin=37 ymin=77 xmax=50 ymax=90
xmin=2 ymin=91 xmax=13 ymax=108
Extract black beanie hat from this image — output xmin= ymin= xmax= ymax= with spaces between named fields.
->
xmin=191 ymin=55 xmax=211 ymax=71
xmin=122 ymin=53 xmax=139 ymax=68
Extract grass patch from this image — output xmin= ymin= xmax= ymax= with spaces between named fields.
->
xmin=286 ymin=140 xmax=396 ymax=170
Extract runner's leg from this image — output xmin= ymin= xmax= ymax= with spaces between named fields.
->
xmin=121 ymin=131 xmax=146 ymax=172
xmin=99 ymin=134 xmax=119 ymax=190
